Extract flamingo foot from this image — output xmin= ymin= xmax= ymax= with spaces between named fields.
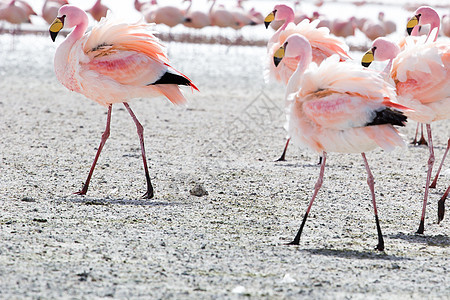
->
xmin=416 ymin=219 xmax=425 ymax=234
xmin=437 ymin=199 xmax=445 ymax=224
xmin=410 ymin=138 xmax=418 ymax=145
xmin=142 ymin=187 xmax=154 ymax=199
xmin=74 ymin=189 xmax=87 ymax=196
xmin=275 ymin=154 xmax=287 ymax=162
xmin=417 ymin=136 xmax=428 ymax=146
xmin=437 ymin=188 xmax=448 ymax=224
xmin=286 ymin=240 xmax=299 ymax=246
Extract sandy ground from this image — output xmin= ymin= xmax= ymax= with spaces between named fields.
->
xmin=1 ymin=32 xmax=449 ymax=299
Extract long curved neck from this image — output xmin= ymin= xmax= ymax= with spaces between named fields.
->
xmin=285 ymin=50 xmax=312 ymax=99
xmin=54 ymin=19 xmax=88 ymax=81
xmin=381 ymin=58 xmax=393 ymax=80
xmin=411 ymin=20 xmax=440 ymax=42
xmin=270 ymin=12 xmax=294 ymax=45
xmin=209 ymin=0 xmax=216 ymax=14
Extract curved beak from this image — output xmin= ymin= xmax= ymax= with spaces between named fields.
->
xmin=49 ymin=16 xmax=65 ymax=42
xmin=264 ymin=11 xmax=275 ymax=29
xmin=361 ymin=48 xmax=374 ymax=67
xmin=273 ymin=44 xmax=285 ymax=67
xmin=406 ymin=15 xmax=419 ymax=35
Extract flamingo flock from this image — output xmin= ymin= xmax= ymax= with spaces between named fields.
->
xmin=0 ymin=0 xmax=448 ymax=251
xmin=264 ymin=4 xmax=449 ymax=248
xmin=2 ymin=0 xmax=450 ymax=41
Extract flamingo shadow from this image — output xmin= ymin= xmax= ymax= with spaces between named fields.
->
xmin=388 ymin=232 xmax=450 ymax=247
xmin=301 ymin=248 xmax=410 ymax=261
xmin=58 ymin=196 xmax=183 ymax=207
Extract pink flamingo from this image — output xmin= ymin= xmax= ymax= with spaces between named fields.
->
xmin=87 ymin=0 xmax=109 ymax=22
xmin=264 ymin=4 xmax=350 ymax=161
xmin=49 ymin=5 xmax=198 ymax=198
xmin=362 ymin=19 xmax=386 ymax=41
xmin=209 ymin=0 xmax=238 ymax=28
xmin=331 ymin=17 xmax=356 ymax=38
xmin=183 ymin=0 xmax=210 ymax=29
xmin=442 ymin=15 xmax=450 ymax=37
xmin=151 ymin=0 xmax=188 ymax=28
xmin=0 ymin=0 xmax=33 ymax=26
xmin=364 ymin=6 xmax=450 ymax=232
xmin=42 ymin=0 xmax=68 ymax=25
xmin=274 ymin=33 xmax=408 ymax=250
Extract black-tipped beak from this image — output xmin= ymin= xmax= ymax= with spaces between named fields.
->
xmin=406 ymin=15 xmax=419 ymax=35
xmin=273 ymin=44 xmax=285 ymax=67
xmin=264 ymin=11 xmax=275 ymax=29
xmin=274 ymin=56 xmax=282 ymax=67
xmin=49 ymin=16 xmax=65 ymax=42
xmin=361 ymin=49 xmax=374 ymax=68
xmin=50 ymin=30 xmax=58 ymax=42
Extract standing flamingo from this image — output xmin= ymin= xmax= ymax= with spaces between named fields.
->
xmin=363 ymin=6 xmax=450 ymax=233
xmin=264 ymin=4 xmax=350 ymax=161
xmin=183 ymin=0 xmax=210 ymax=29
xmin=49 ymin=5 xmax=198 ymax=198
xmin=274 ymin=34 xmax=408 ymax=250
xmin=42 ymin=0 xmax=69 ymax=25
xmin=86 ymin=0 xmax=109 ymax=22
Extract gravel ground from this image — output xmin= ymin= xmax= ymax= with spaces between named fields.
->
xmin=0 ymin=34 xmax=449 ymax=299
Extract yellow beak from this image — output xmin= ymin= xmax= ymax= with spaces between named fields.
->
xmin=361 ymin=49 xmax=374 ymax=67
xmin=264 ymin=11 xmax=275 ymax=29
xmin=273 ymin=44 xmax=285 ymax=67
xmin=406 ymin=15 xmax=419 ymax=35
xmin=49 ymin=16 xmax=65 ymax=42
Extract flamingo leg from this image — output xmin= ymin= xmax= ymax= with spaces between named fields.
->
xmin=276 ymin=138 xmax=290 ymax=161
xmin=288 ymin=151 xmax=327 ymax=245
xmin=430 ymin=138 xmax=450 ymax=188
xmin=438 ymin=185 xmax=449 ymax=224
xmin=123 ymin=103 xmax=154 ymax=199
xmin=361 ymin=153 xmax=384 ymax=251
xmin=417 ymin=124 xmax=435 ymax=234
xmin=75 ymin=104 xmax=112 ymax=195
xmin=411 ymin=123 xmax=419 ymax=145
xmin=417 ymin=123 xmax=428 ymax=146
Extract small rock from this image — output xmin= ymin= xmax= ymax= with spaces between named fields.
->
xmin=33 ymin=218 xmax=47 ymax=223
xmin=189 ymin=184 xmax=208 ymax=197
xmin=21 ymin=197 xmax=35 ymax=202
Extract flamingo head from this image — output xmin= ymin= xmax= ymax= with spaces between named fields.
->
xmin=274 ymin=34 xmax=311 ymax=67
xmin=361 ymin=37 xmax=400 ymax=67
xmin=407 ymin=6 xmax=439 ymax=35
xmin=264 ymin=4 xmax=294 ymax=29
xmin=49 ymin=5 xmax=88 ymax=42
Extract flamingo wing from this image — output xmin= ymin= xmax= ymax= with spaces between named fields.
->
xmin=86 ymin=46 xmax=168 ymax=86
xmin=301 ymin=92 xmax=384 ymax=130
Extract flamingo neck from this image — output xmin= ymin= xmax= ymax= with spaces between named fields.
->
xmin=269 ymin=13 xmax=294 ymax=46
xmin=285 ymin=51 xmax=312 ymax=99
xmin=381 ymin=58 xmax=393 ymax=80
xmin=209 ymin=0 xmax=216 ymax=14
xmin=54 ymin=20 xmax=88 ymax=82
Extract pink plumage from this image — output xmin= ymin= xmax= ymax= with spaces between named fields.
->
xmin=278 ymin=34 xmax=409 ymax=250
xmin=50 ymin=5 xmax=197 ymax=198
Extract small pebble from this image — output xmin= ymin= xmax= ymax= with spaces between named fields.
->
xmin=189 ymin=184 xmax=208 ymax=197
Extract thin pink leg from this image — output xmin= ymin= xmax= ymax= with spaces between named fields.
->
xmin=430 ymin=138 xmax=450 ymax=188
xmin=288 ymin=151 xmax=327 ymax=245
xmin=411 ymin=123 xmax=419 ymax=145
xmin=75 ymin=105 xmax=112 ymax=195
xmin=361 ymin=153 xmax=384 ymax=251
xmin=417 ymin=124 xmax=435 ymax=234
xmin=417 ymin=123 xmax=428 ymax=146
xmin=123 ymin=103 xmax=154 ymax=199
xmin=438 ymin=185 xmax=449 ymax=224
xmin=276 ymin=138 xmax=290 ymax=161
